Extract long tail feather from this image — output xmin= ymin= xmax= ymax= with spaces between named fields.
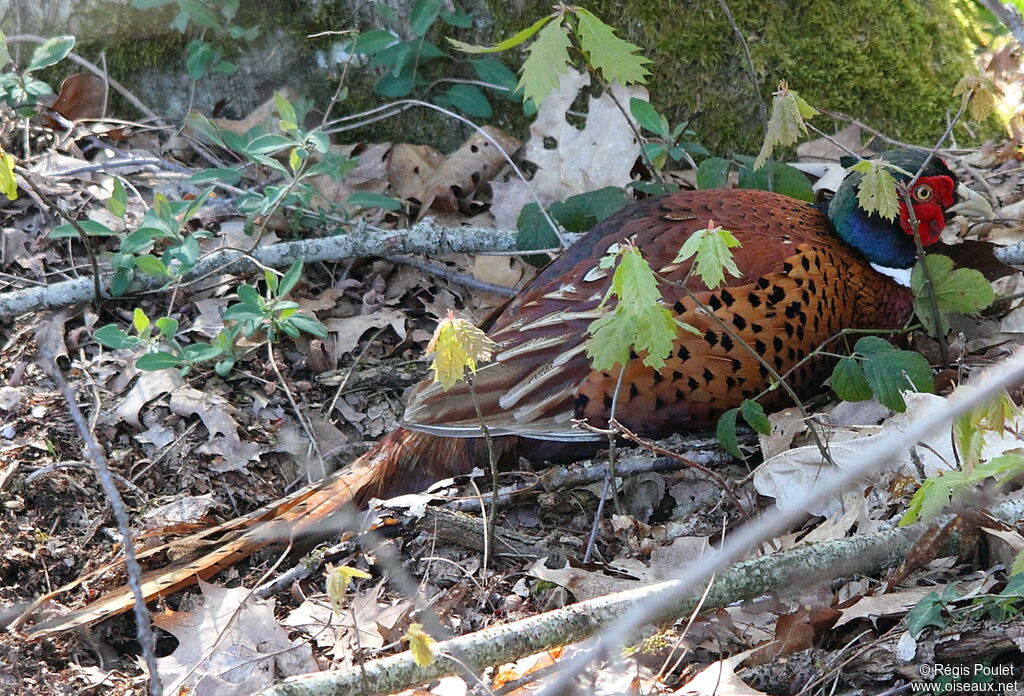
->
xmin=21 ymin=430 xmax=409 ymax=638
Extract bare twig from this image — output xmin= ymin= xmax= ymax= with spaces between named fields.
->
xmin=34 ymin=344 xmax=162 ymax=696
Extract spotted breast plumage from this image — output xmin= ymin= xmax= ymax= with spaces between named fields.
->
xmin=24 ymin=149 xmax=991 ymax=637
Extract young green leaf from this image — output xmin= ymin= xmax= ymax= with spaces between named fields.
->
xmin=274 ymin=92 xmax=297 ymax=132
xmin=404 ymin=623 xmax=436 ymax=667
xmin=427 ymin=310 xmax=496 ymax=391
xmin=410 ymin=0 xmax=443 ymax=37
xmin=94 ymin=325 xmax=141 ymax=350
xmin=740 ymin=399 xmax=771 ymax=435
xmin=849 ymin=159 xmax=899 ymax=221
xmin=716 ymin=407 xmax=743 ymax=458
xmin=346 ymin=191 xmax=403 ymax=211
xmin=911 ymin=254 xmax=995 ymax=337
xmin=629 ymin=98 xmax=667 ymax=137
xmin=517 ymin=17 xmax=571 ymax=106
xmin=448 ymin=14 xmax=553 ymax=54
xmin=107 ymin=178 xmax=127 ymax=217
xmin=753 ymin=81 xmax=817 ymax=170
xmin=953 ymin=74 xmax=999 ymax=122
xmin=585 ymin=245 xmax=680 ymax=371
xmin=574 ymin=9 xmax=651 ymax=86
xmin=854 ymin=336 xmax=934 ymax=412
xmin=445 ymin=84 xmax=492 ymax=118
xmin=325 ymin=564 xmax=372 ymax=616
xmin=0 ymin=150 xmax=17 ymax=201
xmin=830 ymin=356 xmax=873 ymax=402
xmin=136 ymin=351 xmax=182 ymax=371
xmin=672 ymin=221 xmax=742 ymax=290
xmin=27 ymin=35 xmax=75 ymax=72
xmin=696 ymin=157 xmax=730 ymax=190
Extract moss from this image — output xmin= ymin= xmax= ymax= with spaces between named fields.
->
xmin=488 ymin=0 xmax=997 ymax=155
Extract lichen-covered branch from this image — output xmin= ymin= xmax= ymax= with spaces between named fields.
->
xmin=257 ymin=499 xmax=1024 ymax=696
xmin=0 ymin=220 xmax=519 ymax=319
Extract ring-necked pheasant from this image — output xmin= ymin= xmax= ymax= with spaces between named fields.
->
xmin=24 ymin=149 xmax=991 ymax=637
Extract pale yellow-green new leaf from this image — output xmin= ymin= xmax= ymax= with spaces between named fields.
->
xmin=754 ymin=82 xmax=818 ymax=170
xmin=404 ymin=623 xmax=436 ymax=667
xmin=850 ymin=159 xmax=899 ymax=222
xmin=0 ymin=150 xmax=17 ymax=201
xmin=673 ymin=222 xmax=742 ymax=289
xmin=427 ymin=311 xmax=496 ymax=391
xmin=953 ymin=74 xmax=999 ymax=123
xmin=518 ymin=17 xmax=571 ymax=106
xmin=325 ymin=564 xmax=372 ymax=616
xmin=574 ymin=9 xmax=651 ymax=86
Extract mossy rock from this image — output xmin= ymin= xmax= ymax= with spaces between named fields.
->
xmin=489 ymin=0 xmax=992 ymax=155
xmin=12 ymin=0 xmax=992 ymax=156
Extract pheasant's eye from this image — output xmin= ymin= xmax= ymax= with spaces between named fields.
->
xmin=913 ymin=185 xmax=933 ymax=202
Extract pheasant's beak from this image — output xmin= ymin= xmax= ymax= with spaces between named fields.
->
xmin=948 ymin=183 xmax=994 ymax=219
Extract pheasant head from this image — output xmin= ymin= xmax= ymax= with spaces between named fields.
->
xmin=828 ymin=150 xmax=991 ymax=268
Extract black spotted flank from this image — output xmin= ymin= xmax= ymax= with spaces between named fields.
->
xmin=732 ymin=314 xmax=747 ymax=330
xmin=720 ymin=289 xmax=736 ymax=306
xmin=708 ymin=294 xmax=722 ymax=311
xmin=704 ymin=330 xmax=719 ymax=347
xmin=677 ymin=346 xmax=690 ymax=361
xmin=748 ymin=293 xmax=762 ymax=308
xmin=702 ymin=367 xmax=714 ymax=383
xmin=720 ymin=333 xmax=735 ymax=351
xmin=767 ymin=286 xmax=786 ymax=305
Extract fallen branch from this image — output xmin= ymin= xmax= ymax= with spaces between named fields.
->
xmin=257 ymin=498 xmax=1024 ymax=696
xmin=0 ymin=220 xmax=521 ymax=318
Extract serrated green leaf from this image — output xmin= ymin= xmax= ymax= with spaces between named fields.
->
xmin=911 ymin=255 xmax=995 ymax=336
xmin=740 ymin=399 xmax=771 ymax=435
xmin=673 ymin=226 xmax=742 ymax=290
xmin=612 ymin=247 xmax=663 ymax=312
xmin=27 ymin=35 xmax=75 ymax=72
xmin=585 ymin=312 xmax=635 ymax=371
xmin=716 ymin=408 xmax=743 ymax=458
xmin=574 ymin=9 xmax=650 ymax=86
xmin=850 ymin=159 xmax=899 ymax=221
xmin=448 ymin=15 xmax=553 ymax=54
xmin=831 ymin=356 xmax=873 ymax=402
xmin=854 ymin=336 xmax=934 ymax=412
xmin=633 ymin=305 xmax=677 ymax=370
xmin=518 ymin=18 xmax=571 ymax=107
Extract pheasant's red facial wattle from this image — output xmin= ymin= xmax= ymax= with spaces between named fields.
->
xmin=897 ymin=174 xmax=956 ymax=246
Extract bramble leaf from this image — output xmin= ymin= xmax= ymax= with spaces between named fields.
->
xmin=853 ymin=336 xmax=933 ymax=412
xmin=740 ymin=399 xmax=771 ymax=435
xmin=716 ymin=408 xmax=742 ymax=458
xmin=911 ymin=254 xmax=995 ymax=337
xmin=830 ymin=356 xmax=873 ymax=402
